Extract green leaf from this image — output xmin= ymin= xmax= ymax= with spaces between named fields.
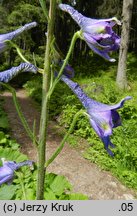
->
xmin=69 ymin=193 xmax=88 ymax=200
xmin=44 ymin=189 xmax=57 ymax=200
xmin=0 ymin=185 xmax=17 ymax=200
xmin=0 ymin=147 xmax=27 ymax=162
xmin=0 ymin=131 xmax=7 ymax=144
xmin=46 ymin=173 xmax=57 ymax=187
xmin=0 ymin=116 xmax=9 ymax=129
xmin=50 ymin=175 xmax=72 ymax=196
xmin=25 ymin=188 xmax=35 ymax=200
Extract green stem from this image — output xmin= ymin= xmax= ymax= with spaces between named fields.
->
xmin=39 ymin=0 xmax=49 ymax=20
xmin=5 ymin=40 xmax=30 ymax=63
xmin=0 ymin=83 xmax=38 ymax=147
xmin=36 ymin=0 xmax=56 ymax=200
xmin=20 ymin=177 xmax=27 ymax=200
xmin=46 ymin=110 xmax=88 ymax=168
xmin=48 ymin=31 xmax=80 ymax=98
xmin=5 ymin=40 xmax=44 ymax=74
xmin=16 ymin=172 xmax=27 ymax=200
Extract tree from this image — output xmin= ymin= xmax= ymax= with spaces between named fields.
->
xmin=116 ymin=0 xmax=134 ymax=89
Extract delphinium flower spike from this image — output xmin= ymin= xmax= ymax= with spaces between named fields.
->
xmin=0 ymin=158 xmax=34 ymax=185
xmin=61 ymin=75 xmax=132 ymax=156
xmin=0 ymin=63 xmax=38 ymax=83
xmin=0 ymin=22 xmax=37 ymax=53
xmin=59 ymin=4 xmax=121 ymax=62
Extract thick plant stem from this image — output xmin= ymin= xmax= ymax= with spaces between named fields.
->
xmin=48 ymin=31 xmax=80 ymax=98
xmin=36 ymin=0 xmax=56 ymax=200
xmin=45 ymin=110 xmax=88 ymax=168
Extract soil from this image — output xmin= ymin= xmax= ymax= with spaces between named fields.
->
xmin=1 ymin=89 xmax=137 ymax=200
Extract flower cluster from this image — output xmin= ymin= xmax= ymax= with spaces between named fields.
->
xmin=59 ymin=4 xmax=121 ymax=62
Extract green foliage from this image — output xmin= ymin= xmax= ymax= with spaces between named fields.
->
xmin=0 ymin=99 xmax=9 ymax=131
xmin=0 ymin=97 xmax=87 ymax=200
xmin=7 ymin=3 xmax=45 ymax=25
xmin=126 ymin=53 xmax=137 ymax=81
xmin=14 ymin=171 xmax=88 ymax=200
xmin=24 ymin=75 xmax=79 ymax=118
xmin=0 ymin=98 xmax=20 ymax=150
xmin=0 ymin=166 xmax=88 ymax=200
xmin=0 ymin=185 xmax=17 ymax=200
xmin=44 ymin=173 xmax=88 ymax=200
xmin=44 ymin=173 xmax=72 ymax=200
xmin=0 ymin=132 xmax=20 ymax=150
xmin=23 ymin=75 xmax=42 ymax=103
xmin=0 ymin=147 xmax=27 ymax=162
xmin=24 ymin=52 xmax=137 ymax=191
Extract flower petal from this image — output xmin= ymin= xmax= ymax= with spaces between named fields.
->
xmin=89 ymin=110 xmax=113 ymax=137
xmin=111 ymin=110 xmax=121 ymax=128
xmin=101 ymin=136 xmax=114 ymax=157
xmin=59 ymin=4 xmax=120 ymax=61
xmin=88 ymin=96 xmax=132 ymax=112
xmin=101 ymin=96 xmax=132 ymax=111
xmin=83 ymin=32 xmax=110 ymax=49
xmin=61 ymin=75 xmax=132 ymax=156
xmin=89 ymin=118 xmax=114 ymax=156
xmin=0 ymin=22 xmax=37 ymax=53
xmin=86 ymin=40 xmax=116 ymax=62
xmin=0 ymin=63 xmax=37 ymax=83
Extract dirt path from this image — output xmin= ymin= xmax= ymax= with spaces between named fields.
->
xmin=1 ymin=89 xmax=137 ymax=199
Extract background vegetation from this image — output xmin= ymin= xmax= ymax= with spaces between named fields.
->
xmin=0 ymin=0 xmax=137 ymax=198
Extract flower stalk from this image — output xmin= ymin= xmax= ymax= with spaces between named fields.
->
xmin=0 ymin=83 xmax=37 ymax=146
xmin=45 ymin=110 xmax=87 ymax=168
xmin=48 ymin=31 xmax=80 ymax=98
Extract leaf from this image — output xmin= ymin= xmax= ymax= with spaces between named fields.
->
xmin=69 ymin=193 xmax=88 ymax=200
xmin=0 ymin=131 xmax=7 ymax=144
xmin=0 ymin=185 xmax=17 ymax=200
xmin=0 ymin=116 xmax=9 ymax=129
xmin=44 ymin=189 xmax=57 ymax=200
xmin=25 ymin=188 xmax=35 ymax=200
xmin=46 ymin=173 xmax=57 ymax=187
xmin=50 ymin=175 xmax=72 ymax=196
xmin=0 ymin=147 xmax=27 ymax=162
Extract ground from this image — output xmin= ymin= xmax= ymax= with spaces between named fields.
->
xmin=1 ymin=89 xmax=137 ymax=199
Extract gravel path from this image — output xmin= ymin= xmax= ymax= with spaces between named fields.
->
xmin=1 ymin=89 xmax=136 ymax=199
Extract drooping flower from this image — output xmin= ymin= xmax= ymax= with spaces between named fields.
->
xmin=0 ymin=22 xmax=37 ymax=53
xmin=0 ymin=63 xmax=38 ymax=83
xmin=58 ymin=60 xmax=75 ymax=78
xmin=0 ymin=158 xmax=34 ymax=185
xmin=61 ymin=75 xmax=132 ymax=156
xmin=59 ymin=4 xmax=121 ymax=62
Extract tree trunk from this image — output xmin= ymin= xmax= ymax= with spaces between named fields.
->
xmin=116 ymin=0 xmax=134 ymax=89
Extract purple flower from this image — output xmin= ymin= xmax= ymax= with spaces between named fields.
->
xmin=61 ymin=75 xmax=132 ymax=156
xmin=54 ymin=60 xmax=75 ymax=78
xmin=58 ymin=60 xmax=75 ymax=78
xmin=0 ymin=22 xmax=37 ymax=54
xmin=0 ymin=158 xmax=34 ymax=185
xmin=59 ymin=4 xmax=121 ymax=62
xmin=0 ymin=63 xmax=38 ymax=83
